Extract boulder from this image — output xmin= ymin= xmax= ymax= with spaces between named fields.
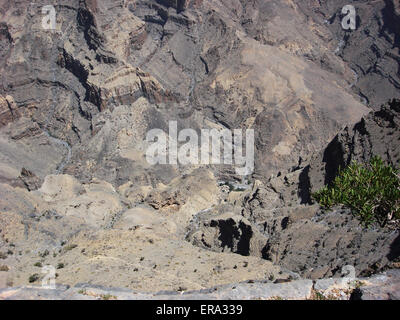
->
xmin=186 ymin=211 xmax=267 ymax=257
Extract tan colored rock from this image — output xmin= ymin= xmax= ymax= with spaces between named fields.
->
xmin=0 ymin=95 xmax=19 ymax=128
xmin=37 ymin=175 xmax=84 ymax=202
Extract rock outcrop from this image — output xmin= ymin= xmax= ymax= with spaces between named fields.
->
xmin=0 ymin=0 xmax=399 ymax=299
xmin=0 ymin=95 xmax=19 ymax=128
xmin=295 ymin=0 xmax=400 ymax=108
xmin=186 ymin=212 xmax=267 ymax=257
xmin=238 ymin=100 xmax=400 ymax=278
xmin=305 ymin=99 xmax=400 ymax=194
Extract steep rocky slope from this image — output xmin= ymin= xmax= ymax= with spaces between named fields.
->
xmin=0 ymin=0 xmax=399 ymax=297
xmin=0 ymin=0 xmax=372 ymax=185
xmin=235 ymin=100 xmax=400 ymax=278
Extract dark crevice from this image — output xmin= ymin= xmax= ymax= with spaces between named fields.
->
xmin=215 ymin=219 xmax=239 ymax=251
xmin=177 ymin=0 xmax=187 ymax=14
xmin=57 ymin=49 xmax=103 ymax=112
xmin=0 ymin=22 xmax=13 ymax=43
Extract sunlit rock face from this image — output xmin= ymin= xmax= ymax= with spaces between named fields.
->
xmin=0 ymin=0 xmax=375 ymax=184
xmin=0 ymin=0 xmax=399 ymax=294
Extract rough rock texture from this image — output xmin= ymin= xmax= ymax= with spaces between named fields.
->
xmin=0 ymin=172 xmax=291 ymax=291
xmin=295 ymin=0 xmax=400 ymax=108
xmin=186 ymin=211 xmax=267 ymax=257
xmin=13 ymin=168 xmax=43 ymax=191
xmin=0 ymin=95 xmax=20 ymax=128
xmin=306 ymin=99 xmax=400 ymax=194
xmin=0 ymin=280 xmax=315 ymax=300
xmin=239 ymin=181 xmax=400 ymax=279
xmin=259 ymin=208 xmax=399 ymax=279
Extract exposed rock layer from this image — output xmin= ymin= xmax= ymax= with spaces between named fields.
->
xmin=0 ymin=0 xmax=399 ymax=296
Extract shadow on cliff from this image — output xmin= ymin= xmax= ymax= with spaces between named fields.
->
xmin=387 ymin=232 xmax=400 ymax=261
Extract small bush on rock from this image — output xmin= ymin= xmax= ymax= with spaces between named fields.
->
xmin=57 ymin=263 xmax=64 ymax=269
xmin=313 ymin=156 xmax=400 ymax=227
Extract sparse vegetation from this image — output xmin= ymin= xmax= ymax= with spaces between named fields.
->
xmin=34 ymin=262 xmax=42 ymax=267
xmin=312 ymin=291 xmax=327 ymax=300
xmin=57 ymin=263 xmax=65 ymax=269
xmin=0 ymin=265 xmax=9 ymax=272
xmin=29 ymin=274 xmax=39 ymax=283
xmin=313 ymin=156 xmax=400 ymax=227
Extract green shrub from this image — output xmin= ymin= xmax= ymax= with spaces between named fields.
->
xmin=312 ymin=156 xmax=400 ymax=227
xmin=29 ymin=274 xmax=39 ymax=283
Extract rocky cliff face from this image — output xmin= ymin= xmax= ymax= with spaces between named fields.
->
xmin=306 ymin=99 xmax=400 ymax=194
xmin=0 ymin=0 xmax=373 ymax=185
xmin=183 ymin=100 xmax=400 ymax=280
xmin=237 ymin=99 xmax=400 ymax=278
xmin=0 ymin=0 xmax=399 ymax=297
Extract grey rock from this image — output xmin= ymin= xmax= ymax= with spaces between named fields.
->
xmin=306 ymin=99 xmax=400 ymax=195
xmin=186 ymin=211 xmax=267 ymax=257
xmin=238 ymin=101 xmax=400 ymax=278
xmin=0 ymin=0 xmax=399 ymax=298
xmin=355 ymin=269 xmax=400 ymax=300
xmin=0 ymin=279 xmax=314 ymax=300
